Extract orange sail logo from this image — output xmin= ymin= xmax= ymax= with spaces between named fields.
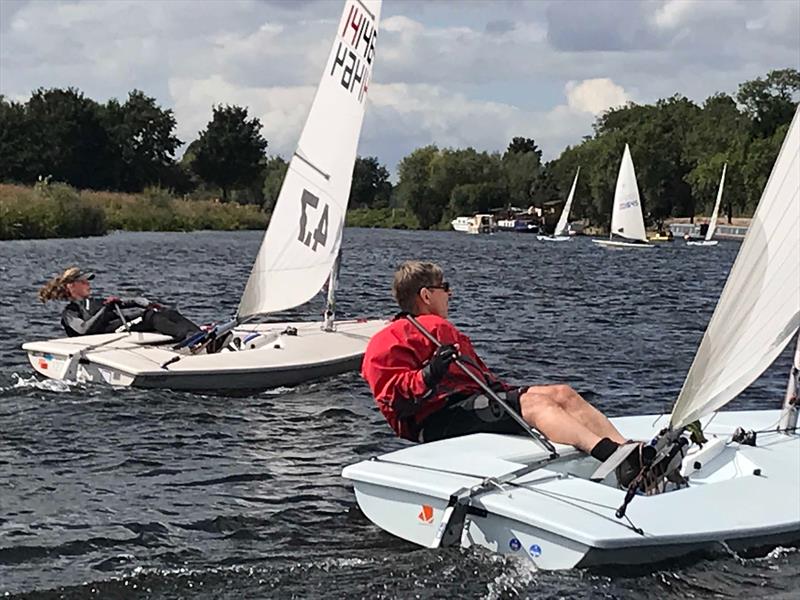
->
xmin=418 ymin=505 xmax=434 ymax=524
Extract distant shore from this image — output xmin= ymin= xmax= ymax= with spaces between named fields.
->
xmin=1 ymin=182 xmax=753 ymax=241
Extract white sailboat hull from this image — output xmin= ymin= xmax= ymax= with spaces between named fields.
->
xmin=536 ymin=235 xmax=572 ymax=243
xmin=592 ymin=238 xmax=654 ymax=249
xmin=343 ymin=410 xmax=800 ymax=570
xmin=23 ymin=319 xmax=386 ymax=391
xmin=686 ymin=240 xmax=719 ymax=247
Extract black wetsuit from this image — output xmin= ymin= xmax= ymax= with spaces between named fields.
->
xmin=61 ymin=297 xmax=200 ymax=340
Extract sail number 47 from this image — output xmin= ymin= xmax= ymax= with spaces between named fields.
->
xmin=298 ymin=189 xmax=329 ymax=251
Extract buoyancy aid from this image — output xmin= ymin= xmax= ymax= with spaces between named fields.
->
xmin=361 ymin=313 xmax=510 ymax=441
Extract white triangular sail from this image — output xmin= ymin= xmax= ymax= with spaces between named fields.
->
xmin=671 ymin=107 xmax=800 ymax=429
xmin=705 ymin=163 xmax=727 ymax=241
xmin=554 ymin=167 xmax=580 ymax=237
xmin=238 ymin=0 xmax=382 ymax=319
xmin=610 ymin=144 xmax=647 ymax=242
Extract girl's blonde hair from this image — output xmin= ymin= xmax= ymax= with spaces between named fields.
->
xmin=38 ymin=267 xmax=83 ymax=303
xmin=391 ymin=261 xmax=443 ymax=313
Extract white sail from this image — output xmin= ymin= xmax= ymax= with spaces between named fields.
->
xmin=610 ymin=144 xmax=647 ymax=242
xmin=238 ymin=0 xmax=382 ymax=319
xmin=671 ymin=107 xmax=800 ymax=429
xmin=705 ymin=163 xmax=727 ymax=241
xmin=554 ymin=167 xmax=580 ymax=237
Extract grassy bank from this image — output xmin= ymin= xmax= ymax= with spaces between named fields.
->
xmin=0 ymin=183 xmax=268 ymax=240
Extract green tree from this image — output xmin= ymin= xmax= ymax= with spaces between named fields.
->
xmin=350 ymin=156 xmax=392 ymax=208
xmin=102 ymin=90 xmax=182 ymax=192
xmin=450 ymin=181 xmax=506 ymax=215
xmin=684 ymin=93 xmax=749 ymax=222
xmin=396 ymin=144 xmax=439 ymax=229
xmin=0 ymin=96 xmax=37 ymax=183
xmin=737 ymin=68 xmax=800 ymax=138
xmin=430 ymin=148 xmax=503 ymax=224
xmin=192 ymin=105 xmax=268 ymax=202
xmin=502 ymin=147 xmax=541 ymax=206
xmin=262 ymin=155 xmax=288 ymax=210
xmin=24 ymin=87 xmax=112 ymax=189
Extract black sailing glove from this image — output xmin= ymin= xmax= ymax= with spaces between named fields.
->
xmin=421 ymin=344 xmax=459 ymax=388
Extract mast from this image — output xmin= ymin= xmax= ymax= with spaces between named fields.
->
xmin=779 ymin=333 xmax=800 ymax=433
xmin=323 ymin=248 xmax=342 ymax=332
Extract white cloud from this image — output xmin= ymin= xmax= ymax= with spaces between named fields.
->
xmin=169 ymin=75 xmax=315 ymax=153
xmin=0 ymin=0 xmax=798 ymax=176
xmin=565 ymin=78 xmax=631 ymax=115
xmin=653 ymin=0 xmax=700 ymax=29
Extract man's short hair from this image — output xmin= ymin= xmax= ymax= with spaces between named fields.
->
xmin=392 ymin=261 xmax=443 ymax=313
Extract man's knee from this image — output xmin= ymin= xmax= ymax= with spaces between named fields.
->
xmin=518 ymin=391 xmax=559 ymax=423
xmin=525 ymin=384 xmax=576 ymax=406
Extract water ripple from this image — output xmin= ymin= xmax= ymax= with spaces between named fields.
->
xmin=1 ymin=230 xmax=796 ymax=598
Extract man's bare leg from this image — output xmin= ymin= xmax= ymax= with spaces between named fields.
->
xmin=518 ymin=392 xmax=602 ymax=454
xmin=526 ymin=384 xmax=626 ymax=444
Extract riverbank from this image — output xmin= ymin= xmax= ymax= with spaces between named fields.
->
xmin=0 ymin=183 xmax=423 ymax=240
xmin=0 ymin=183 xmax=268 ymax=240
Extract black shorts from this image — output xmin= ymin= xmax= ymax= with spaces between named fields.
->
xmin=418 ymin=387 xmax=528 ymax=443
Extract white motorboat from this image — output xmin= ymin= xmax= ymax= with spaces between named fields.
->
xmin=687 ymin=164 xmax=726 ymax=247
xmin=451 ymin=216 xmax=471 ymax=233
xmin=538 ymin=167 xmax=579 ymax=242
xmin=593 ymin=145 xmax=653 ymax=249
xmin=23 ymin=0 xmax=386 ymax=391
xmin=343 ymin=106 xmax=800 ymax=569
xmin=452 ymin=214 xmax=495 ymax=234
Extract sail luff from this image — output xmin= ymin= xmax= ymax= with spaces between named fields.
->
xmin=705 ymin=163 xmax=726 ymax=241
xmin=670 ymin=107 xmax=800 ymax=429
xmin=554 ymin=167 xmax=580 ymax=237
xmin=237 ymin=0 xmax=382 ymax=320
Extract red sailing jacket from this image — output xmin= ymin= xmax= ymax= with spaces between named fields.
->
xmin=361 ymin=313 xmax=510 ymax=441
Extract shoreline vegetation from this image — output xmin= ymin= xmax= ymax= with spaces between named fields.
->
xmin=0 ymin=182 xmax=268 ymax=240
xmin=1 ymin=181 xmax=749 ymax=241
xmin=0 ymin=181 xmax=427 ymax=241
xmin=2 ymin=69 xmax=796 ymax=241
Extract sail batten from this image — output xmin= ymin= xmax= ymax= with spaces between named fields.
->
xmin=670 ymin=107 xmax=800 ymax=429
xmin=237 ymin=0 xmax=382 ymax=320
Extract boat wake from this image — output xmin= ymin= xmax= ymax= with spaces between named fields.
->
xmin=6 ymin=372 xmax=77 ymax=393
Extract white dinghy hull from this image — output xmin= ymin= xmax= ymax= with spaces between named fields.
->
xmin=686 ymin=240 xmax=719 ymax=247
xmin=24 ymin=319 xmax=386 ymax=391
xmin=592 ymin=239 xmax=653 ymax=249
xmin=536 ymin=235 xmax=572 ymax=243
xmin=343 ymin=410 xmax=800 ymax=570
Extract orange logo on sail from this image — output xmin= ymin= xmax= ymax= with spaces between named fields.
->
xmin=418 ymin=505 xmax=434 ymax=524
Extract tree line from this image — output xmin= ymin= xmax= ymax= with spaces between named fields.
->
xmin=1 ymin=68 xmax=797 ymax=232
xmin=393 ymin=68 xmax=799 ymax=230
xmin=0 ymin=88 xmax=392 ymax=210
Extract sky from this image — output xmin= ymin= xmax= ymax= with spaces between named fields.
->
xmin=1 ymin=0 xmax=799 ymax=176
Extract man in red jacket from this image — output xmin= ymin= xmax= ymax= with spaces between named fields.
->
xmin=362 ymin=261 xmax=642 ymax=480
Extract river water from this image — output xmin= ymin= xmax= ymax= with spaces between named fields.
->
xmin=1 ymin=229 xmax=797 ymax=599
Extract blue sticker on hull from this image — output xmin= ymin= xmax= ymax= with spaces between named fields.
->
xmin=529 ymin=544 xmax=542 ymax=557
xmin=509 ymin=538 xmax=521 ymax=552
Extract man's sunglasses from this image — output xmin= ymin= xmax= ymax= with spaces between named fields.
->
xmin=421 ymin=281 xmax=451 ymax=293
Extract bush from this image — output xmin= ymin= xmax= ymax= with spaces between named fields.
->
xmin=0 ymin=182 xmax=106 ymax=239
xmin=0 ymin=183 xmax=267 ymax=240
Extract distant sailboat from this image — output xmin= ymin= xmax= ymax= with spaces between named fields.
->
xmin=593 ymin=144 xmax=652 ymax=249
xmin=687 ymin=163 xmax=727 ymax=247
xmin=538 ymin=167 xmax=579 ymax=242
